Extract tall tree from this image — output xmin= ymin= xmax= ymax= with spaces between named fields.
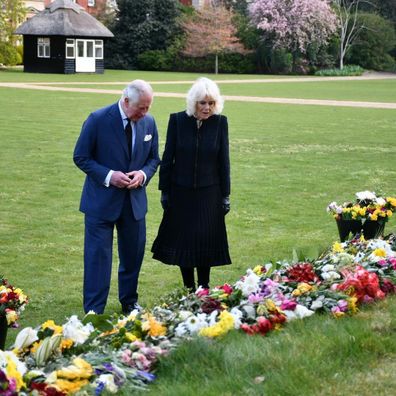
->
xmin=249 ymin=0 xmax=337 ymax=61
xmin=331 ymin=0 xmax=372 ymax=69
xmin=106 ymin=0 xmax=180 ymax=69
xmin=0 ymin=0 xmax=26 ymax=44
xmin=182 ymin=1 xmax=248 ymax=74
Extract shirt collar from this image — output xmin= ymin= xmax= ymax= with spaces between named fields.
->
xmin=118 ymin=100 xmax=129 ymax=122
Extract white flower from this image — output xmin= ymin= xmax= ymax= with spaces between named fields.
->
xmin=62 ymin=315 xmax=94 ymax=345
xmin=178 ymin=310 xmax=193 ymax=321
xmin=174 ymin=323 xmax=188 ymax=337
xmin=240 ymin=303 xmax=256 ymax=319
xmin=284 ymin=304 xmax=314 ymax=321
xmin=356 ymin=191 xmax=376 ymax=201
xmin=96 ymin=374 xmax=118 ymax=393
xmin=321 ymin=271 xmax=341 ymax=281
xmin=207 ymin=311 xmax=218 ymax=326
xmin=327 ymin=202 xmax=342 ymax=214
xmin=321 ymin=264 xmax=335 ymax=272
xmin=230 ymin=307 xmax=243 ymax=329
xmin=235 ymin=269 xmax=260 ymax=297
xmin=310 ymin=297 xmax=325 ymax=311
xmin=184 ymin=314 xmax=208 ymax=334
xmin=375 ymin=197 xmax=386 ymax=206
xmin=13 ymin=327 xmax=38 ymax=349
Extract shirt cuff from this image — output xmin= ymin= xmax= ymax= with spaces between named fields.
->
xmin=139 ymin=170 xmax=147 ymax=186
xmin=104 ymin=170 xmax=114 ymax=187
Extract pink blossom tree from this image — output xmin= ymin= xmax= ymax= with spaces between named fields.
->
xmin=249 ymin=0 xmax=338 ymax=63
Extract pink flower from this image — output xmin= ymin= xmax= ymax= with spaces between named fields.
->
xmin=248 ymin=293 xmax=264 ymax=304
xmin=280 ymin=299 xmax=297 ymax=311
xmin=195 ymin=287 xmax=209 ymax=298
xmin=220 ymin=284 xmax=233 ymax=295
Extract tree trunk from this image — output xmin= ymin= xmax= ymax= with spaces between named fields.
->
xmin=215 ymin=54 xmax=218 ymax=74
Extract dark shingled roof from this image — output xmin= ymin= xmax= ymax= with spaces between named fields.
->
xmin=15 ymin=0 xmax=114 ymax=37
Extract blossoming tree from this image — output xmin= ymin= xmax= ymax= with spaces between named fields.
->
xmin=182 ymin=1 xmax=248 ymax=74
xmin=248 ymin=0 xmax=338 ymax=67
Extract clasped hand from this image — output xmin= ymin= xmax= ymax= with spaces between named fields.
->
xmin=110 ymin=170 xmax=143 ymax=189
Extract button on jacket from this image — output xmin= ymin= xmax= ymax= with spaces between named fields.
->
xmin=159 ymin=111 xmax=230 ymax=197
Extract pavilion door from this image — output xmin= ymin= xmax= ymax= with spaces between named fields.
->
xmin=75 ymin=40 xmax=95 ymax=72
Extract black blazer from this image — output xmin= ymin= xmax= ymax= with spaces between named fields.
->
xmin=159 ymin=111 xmax=230 ymax=197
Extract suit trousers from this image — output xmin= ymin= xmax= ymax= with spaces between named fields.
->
xmin=83 ymin=194 xmax=146 ymax=313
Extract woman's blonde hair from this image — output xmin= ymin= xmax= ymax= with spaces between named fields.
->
xmin=186 ymin=77 xmax=224 ymax=116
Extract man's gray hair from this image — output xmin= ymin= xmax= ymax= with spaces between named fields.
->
xmin=121 ymin=79 xmax=153 ymax=104
xmin=186 ymin=77 xmax=224 ymax=116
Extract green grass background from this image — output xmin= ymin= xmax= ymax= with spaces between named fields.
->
xmin=1 ymin=69 xmax=395 ymax=395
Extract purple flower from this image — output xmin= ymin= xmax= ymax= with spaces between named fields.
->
xmin=248 ymin=293 xmax=264 ymax=304
xmin=137 ymin=370 xmax=156 ymax=382
xmin=337 ymin=300 xmax=348 ymax=312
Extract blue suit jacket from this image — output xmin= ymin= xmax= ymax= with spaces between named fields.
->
xmin=73 ymin=102 xmax=160 ymax=221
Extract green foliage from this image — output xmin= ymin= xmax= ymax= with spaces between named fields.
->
xmin=0 ymin=41 xmax=19 ymax=66
xmin=314 ymin=64 xmax=365 ymax=76
xmin=270 ymin=48 xmax=293 ymax=74
xmin=0 ymin=0 xmax=26 ymax=44
xmin=105 ymin=0 xmax=181 ymax=69
xmin=347 ymin=12 xmax=396 ymax=72
xmin=138 ymin=50 xmax=256 ymax=74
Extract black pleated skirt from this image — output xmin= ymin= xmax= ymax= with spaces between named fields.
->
xmin=151 ymin=184 xmax=231 ymax=268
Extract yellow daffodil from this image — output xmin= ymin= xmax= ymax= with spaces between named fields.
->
xmin=199 ymin=311 xmax=234 ymax=338
xmin=253 ymin=265 xmax=265 ymax=275
xmin=5 ymin=355 xmax=25 ymax=391
xmin=125 ymin=332 xmax=139 ymax=342
xmin=42 ymin=320 xmax=63 ymax=335
xmin=332 ymin=310 xmax=345 ymax=318
xmin=61 ymin=339 xmax=74 ymax=351
xmin=265 ymin=299 xmax=277 ymax=312
xmin=332 ymin=242 xmax=344 ymax=253
xmin=373 ymin=248 xmax=387 ymax=258
xmin=348 ymin=297 xmax=358 ymax=314
xmin=6 ymin=310 xmax=18 ymax=325
xmin=386 ymin=197 xmax=396 ymax=207
xmin=141 ymin=314 xmax=167 ymax=337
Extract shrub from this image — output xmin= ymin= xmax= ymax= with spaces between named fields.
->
xmin=314 ymin=65 xmax=365 ymax=76
xmin=270 ymin=48 xmax=293 ymax=74
xmin=347 ymin=13 xmax=396 ymax=72
xmin=0 ymin=42 xmax=19 ymax=66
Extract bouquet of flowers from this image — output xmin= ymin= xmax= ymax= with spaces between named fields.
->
xmin=327 ymin=191 xmax=396 ymax=223
xmin=0 ymin=277 xmax=28 ymax=327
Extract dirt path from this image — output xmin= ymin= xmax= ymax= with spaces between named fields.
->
xmin=1 ymin=72 xmax=396 ymax=109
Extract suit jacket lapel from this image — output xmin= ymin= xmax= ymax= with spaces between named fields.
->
xmin=108 ymin=103 xmax=129 ymax=159
xmin=133 ymin=117 xmax=145 ymax=162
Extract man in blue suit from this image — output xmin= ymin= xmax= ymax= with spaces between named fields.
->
xmin=73 ymin=80 xmax=160 ymax=314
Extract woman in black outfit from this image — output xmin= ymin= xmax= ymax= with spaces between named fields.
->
xmin=151 ymin=77 xmax=231 ymax=291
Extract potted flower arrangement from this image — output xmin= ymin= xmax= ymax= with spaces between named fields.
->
xmin=327 ymin=191 xmax=396 ymax=241
xmin=0 ymin=277 xmax=28 ymax=350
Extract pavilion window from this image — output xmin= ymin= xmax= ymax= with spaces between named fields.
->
xmin=66 ymin=39 xmax=75 ymax=58
xmin=37 ymin=38 xmax=50 ymax=58
xmin=95 ymin=40 xmax=103 ymax=59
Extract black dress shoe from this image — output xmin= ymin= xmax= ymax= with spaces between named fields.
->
xmin=121 ymin=302 xmax=142 ymax=314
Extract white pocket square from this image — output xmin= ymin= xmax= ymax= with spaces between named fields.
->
xmin=144 ymin=134 xmax=152 ymax=142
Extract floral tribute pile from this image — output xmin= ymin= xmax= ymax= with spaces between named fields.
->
xmin=0 ymin=277 xmax=28 ymax=327
xmin=1 ymin=234 xmax=396 ymax=395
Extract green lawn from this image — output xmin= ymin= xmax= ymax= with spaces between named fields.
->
xmin=1 ymin=70 xmax=396 ymax=394
xmin=46 ymin=79 xmax=396 ymax=103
